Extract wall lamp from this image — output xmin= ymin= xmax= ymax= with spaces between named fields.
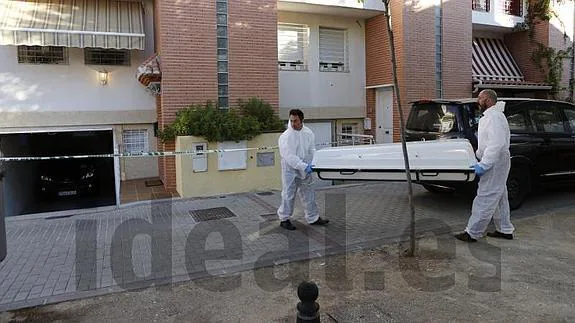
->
xmin=98 ymin=70 xmax=109 ymax=86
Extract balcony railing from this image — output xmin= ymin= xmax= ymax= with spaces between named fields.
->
xmin=501 ymin=0 xmax=522 ymax=17
xmin=472 ymin=0 xmax=523 ymax=17
xmin=472 ymin=0 xmax=489 ymax=12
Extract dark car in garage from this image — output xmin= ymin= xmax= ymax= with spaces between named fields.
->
xmin=405 ymin=97 xmax=575 ymax=210
xmin=38 ymin=160 xmax=98 ymax=198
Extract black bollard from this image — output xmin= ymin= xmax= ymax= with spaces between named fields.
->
xmin=296 ymin=281 xmax=320 ymax=323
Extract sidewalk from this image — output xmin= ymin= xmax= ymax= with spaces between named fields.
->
xmin=0 ymin=180 xmax=574 ymax=313
xmin=2 ymin=204 xmax=575 ymax=322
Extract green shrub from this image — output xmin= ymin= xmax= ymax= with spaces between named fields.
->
xmin=158 ymin=98 xmax=284 ymax=143
xmin=238 ymin=98 xmax=285 ymax=132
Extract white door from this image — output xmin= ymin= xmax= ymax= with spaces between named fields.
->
xmin=376 ymin=88 xmax=394 ymax=143
xmin=305 ymin=122 xmax=333 ymax=150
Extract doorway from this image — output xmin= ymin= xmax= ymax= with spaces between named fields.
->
xmin=376 ymin=87 xmax=394 ymax=143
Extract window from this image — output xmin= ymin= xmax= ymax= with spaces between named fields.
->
xmin=319 ymin=27 xmax=348 ymax=72
xmin=506 ymin=110 xmax=529 ymax=132
xmin=217 ymin=0 xmax=229 ymax=109
xmin=17 ymin=46 xmax=68 ymax=64
xmin=123 ymin=130 xmax=148 ymax=153
xmin=84 ymin=48 xmax=130 ymax=66
xmin=277 ymin=23 xmax=308 ymax=71
xmin=341 ymin=123 xmax=358 ymax=135
xmin=406 ymin=103 xmax=459 ymax=133
xmin=562 ymin=107 xmax=575 ymax=133
xmin=472 ymin=0 xmax=490 ymax=12
xmin=527 ymin=105 xmax=566 ymax=133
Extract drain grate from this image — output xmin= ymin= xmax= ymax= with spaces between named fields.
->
xmin=256 ymin=191 xmax=274 ymax=196
xmin=189 ymin=207 xmax=237 ymax=222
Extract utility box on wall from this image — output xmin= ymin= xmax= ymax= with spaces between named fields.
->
xmin=0 ymin=173 xmax=6 ymax=262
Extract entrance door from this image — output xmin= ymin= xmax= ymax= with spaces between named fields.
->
xmin=376 ymin=88 xmax=394 ymax=143
xmin=305 ymin=121 xmax=333 ymax=150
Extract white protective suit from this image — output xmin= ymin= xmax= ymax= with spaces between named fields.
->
xmin=465 ymin=101 xmax=515 ymax=239
xmin=276 ymin=120 xmax=319 ymax=224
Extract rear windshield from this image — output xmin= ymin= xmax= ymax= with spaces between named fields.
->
xmin=406 ymin=103 xmax=460 ymax=133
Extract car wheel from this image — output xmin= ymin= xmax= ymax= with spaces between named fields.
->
xmin=422 ymin=183 xmax=454 ymax=194
xmin=507 ymin=166 xmax=529 ymax=211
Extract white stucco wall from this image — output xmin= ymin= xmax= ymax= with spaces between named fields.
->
xmin=0 ymin=0 xmax=155 ymax=119
xmin=472 ymin=0 xmax=526 ymax=28
xmin=279 ymin=0 xmax=385 ymax=11
xmin=278 ymin=11 xmax=366 ymax=116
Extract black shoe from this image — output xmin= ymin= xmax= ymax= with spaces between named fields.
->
xmin=487 ymin=231 xmax=513 ymax=240
xmin=454 ymin=232 xmax=477 ymax=242
xmin=280 ymin=220 xmax=296 ymax=230
xmin=310 ymin=217 xmax=329 ymax=226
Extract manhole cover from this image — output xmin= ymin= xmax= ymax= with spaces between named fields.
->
xmin=189 ymin=207 xmax=237 ymax=222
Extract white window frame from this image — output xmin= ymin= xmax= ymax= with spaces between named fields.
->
xmin=319 ymin=27 xmax=349 ymax=73
xmin=277 ymin=23 xmax=309 ymax=71
xmin=122 ymin=129 xmax=148 ymax=153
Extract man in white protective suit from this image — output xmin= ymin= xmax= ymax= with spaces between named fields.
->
xmin=455 ymin=89 xmax=515 ymax=242
xmin=277 ymin=109 xmax=329 ymax=230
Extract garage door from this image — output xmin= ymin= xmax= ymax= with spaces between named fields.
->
xmin=0 ymin=130 xmax=117 ymax=216
xmin=305 ymin=122 xmax=333 ymax=150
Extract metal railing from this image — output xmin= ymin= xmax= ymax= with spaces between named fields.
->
xmin=501 ymin=0 xmax=522 ymax=17
xmin=335 ymin=133 xmax=375 ymax=146
xmin=472 ymin=0 xmax=489 ymax=12
xmin=472 ymin=0 xmax=522 ymax=16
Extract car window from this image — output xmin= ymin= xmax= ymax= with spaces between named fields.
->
xmin=507 ymin=110 xmax=529 ymax=132
xmin=406 ymin=103 xmax=459 ymax=133
xmin=527 ymin=103 xmax=566 ymax=133
xmin=562 ymin=106 xmax=575 ymax=133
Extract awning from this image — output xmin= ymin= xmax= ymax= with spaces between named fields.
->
xmin=472 ymin=37 xmax=524 ymax=82
xmin=0 ymin=0 xmax=145 ymax=50
xmin=472 ymin=37 xmax=551 ymax=91
xmin=136 ymin=52 xmax=161 ymax=86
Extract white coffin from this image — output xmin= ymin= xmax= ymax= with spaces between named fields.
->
xmin=312 ymin=139 xmax=477 ymax=182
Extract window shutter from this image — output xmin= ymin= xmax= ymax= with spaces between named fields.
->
xmin=278 ymin=23 xmax=307 ymax=70
xmin=319 ymin=27 xmax=347 ymax=72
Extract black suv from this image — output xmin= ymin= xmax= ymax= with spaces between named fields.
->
xmin=405 ymin=98 xmax=575 ymax=210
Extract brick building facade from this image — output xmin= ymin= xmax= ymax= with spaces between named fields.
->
xmin=144 ymin=0 xmax=575 ymax=193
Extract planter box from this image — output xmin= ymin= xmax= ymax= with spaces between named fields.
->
xmin=175 ymin=133 xmax=282 ymax=198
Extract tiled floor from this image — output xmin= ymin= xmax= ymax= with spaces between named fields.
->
xmin=120 ymin=177 xmax=179 ymax=204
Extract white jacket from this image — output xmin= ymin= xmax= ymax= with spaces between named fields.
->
xmin=278 ymin=120 xmax=316 ymax=178
xmin=476 ymin=101 xmax=511 ymax=171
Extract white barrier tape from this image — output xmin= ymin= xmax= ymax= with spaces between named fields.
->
xmin=0 ymin=146 xmax=279 ymax=162
xmin=0 ymin=140 xmax=351 ymax=162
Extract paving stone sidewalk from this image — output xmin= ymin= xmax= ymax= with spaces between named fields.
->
xmin=0 ymin=181 xmax=573 ymax=312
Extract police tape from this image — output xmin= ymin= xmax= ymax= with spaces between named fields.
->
xmin=0 ymin=141 xmax=343 ymax=162
xmin=0 ymin=146 xmax=280 ymax=162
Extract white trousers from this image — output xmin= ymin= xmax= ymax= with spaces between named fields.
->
xmin=277 ymin=169 xmax=319 ymax=224
xmin=465 ymin=157 xmax=515 ymax=239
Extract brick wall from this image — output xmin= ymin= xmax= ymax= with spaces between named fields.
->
xmin=155 ymin=0 xmax=280 ymax=191
xmin=155 ymin=0 xmax=218 ymax=192
xmin=364 ymin=0 xmax=406 ymax=141
xmin=442 ymin=0 xmax=472 ymax=98
xmin=504 ymin=23 xmax=549 ymax=84
xmin=228 ymin=0 xmax=279 ymax=110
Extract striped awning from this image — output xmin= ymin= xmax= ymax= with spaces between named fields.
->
xmin=472 ymin=37 xmax=523 ymax=82
xmin=0 ymin=0 xmax=145 ymax=50
xmin=136 ymin=52 xmax=161 ymax=86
